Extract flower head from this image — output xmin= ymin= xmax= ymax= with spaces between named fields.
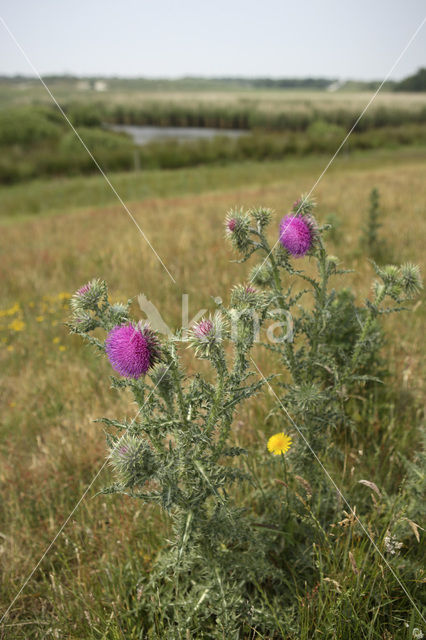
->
xmin=399 ymin=263 xmax=423 ymax=299
xmin=384 ymin=533 xmax=403 ymax=555
xmin=279 ymin=215 xmax=315 ymax=257
xmin=267 ymin=432 xmax=292 ymax=456
xmin=249 ymin=262 xmax=273 ymax=286
xmin=77 ymin=283 xmax=91 ymax=296
xmin=231 ymin=283 xmax=267 ymax=311
xmin=109 ymin=434 xmax=157 ymax=487
xmin=188 ymin=312 xmax=225 ymax=358
xmin=250 ymin=206 xmax=272 ymax=229
xmin=193 ymin=319 xmax=214 ymax=339
xmin=225 ymin=209 xmax=251 ymax=253
xmin=291 ymin=194 xmax=316 ymax=216
xmin=71 ymin=278 xmax=105 ymax=311
xmin=105 ymin=322 xmax=160 ymax=378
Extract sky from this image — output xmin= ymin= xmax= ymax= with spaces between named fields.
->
xmin=0 ymin=0 xmax=425 ymax=80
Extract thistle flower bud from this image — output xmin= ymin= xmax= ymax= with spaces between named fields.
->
xmin=109 ymin=435 xmax=157 ymax=488
xmin=109 ymin=302 xmax=130 ymax=325
xmin=71 ymin=279 xmax=105 ymax=312
xmin=398 ymin=263 xmax=423 ymax=299
xmin=291 ymin=194 xmax=316 ymax=216
xmin=249 ymin=206 xmax=272 ymax=229
xmin=188 ymin=312 xmax=225 ymax=358
xmin=71 ymin=310 xmax=98 ymax=333
xmin=250 ymin=263 xmax=273 ymax=286
xmin=372 ymin=280 xmax=386 ymax=299
xmin=326 ymin=255 xmax=339 ymax=273
xmin=105 ymin=322 xmax=161 ymax=379
xmin=225 ymin=210 xmax=251 ymax=253
xmin=380 ymin=265 xmax=400 ymax=285
xmin=230 ymin=284 xmax=266 ymax=311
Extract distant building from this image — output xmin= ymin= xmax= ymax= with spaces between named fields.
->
xmin=327 ymin=80 xmax=345 ymax=92
xmin=94 ymin=80 xmax=108 ymax=92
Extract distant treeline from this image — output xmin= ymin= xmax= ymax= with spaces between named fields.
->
xmin=1 ymin=104 xmax=426 ymax=184
xmin=394 ymin=68 xmax=426 ymax=92
xmin=3 ymin=72 xmax=426 ymax=92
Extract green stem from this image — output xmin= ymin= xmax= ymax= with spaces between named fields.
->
xmin=309 ymin=243 xmax=328 ymax=368
xmin=171 ymin=357 xmax=187 ymax=427
xmin=266 ymin=244 xmax=300 ymax=383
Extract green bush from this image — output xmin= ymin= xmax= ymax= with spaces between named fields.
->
xmin=0 ymin=106 xmax=62 ymax=146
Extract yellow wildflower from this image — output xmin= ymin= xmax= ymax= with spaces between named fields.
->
xmin=267 ymin=432 xmax=292 ymax=456
xmin=36 ymin=316 xmax=45 ymax=322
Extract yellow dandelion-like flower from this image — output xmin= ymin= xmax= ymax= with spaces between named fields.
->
xmin=36 ymin=316 xmax=45 ymax=322
xmin=59 ymin=345 xmax=66 ymax=352
xmin=8 ymin=319 xmax=25 ymax=332
xmin=267 ymin=432 xmax=292 ymax=456
xmin=52 ymin=337 xmax=60 ymax=344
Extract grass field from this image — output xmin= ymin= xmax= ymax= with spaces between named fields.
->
xmin=0 ymin=147 xmax=425 ymax=638
xmin=3 ymin=78 xmax=426 ymax=112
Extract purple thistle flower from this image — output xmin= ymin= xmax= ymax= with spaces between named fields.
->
xmin=105 ymin=323 xmax=160 ymax=379
xmin=193 ymin=319 xmax=213 ymax=339
xmin=279 ymin=215 xmax=313 ymax=257
xmin=245 ymin=285 xmax=257 ymax=294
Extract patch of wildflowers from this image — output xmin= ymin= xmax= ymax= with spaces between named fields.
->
xmin=8 ymin=319 xmax=25 ymax=332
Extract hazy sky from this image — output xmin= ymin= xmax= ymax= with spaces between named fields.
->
xmin=1 ymin=0 xmax=425 ymax=80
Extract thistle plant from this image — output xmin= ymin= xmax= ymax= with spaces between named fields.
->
xmin=69 ymin=277 xmax=278 ymax=637
xmin=69 ymin=219 xmax=422 ymax=637
xmin=361 ymin=187 xmax=389 ymax=261
xmin=225 ymin=196 xmax=422 ymax=492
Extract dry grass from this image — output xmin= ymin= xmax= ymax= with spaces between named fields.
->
xmin=0 ymin=150 xmax=425 ymax=637
xmin=4 ymin=81 xmax=426 ymax=113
